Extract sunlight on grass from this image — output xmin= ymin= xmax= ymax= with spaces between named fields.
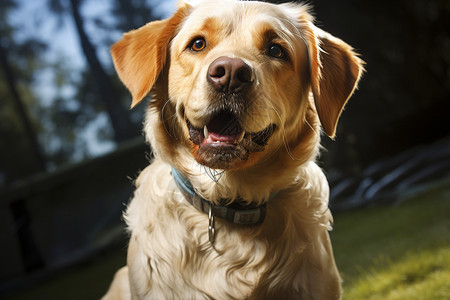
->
xmin=345 ymin=247 xmax=450 ymax=300
xmin=332 ymin=181 xmax=450 ymax=300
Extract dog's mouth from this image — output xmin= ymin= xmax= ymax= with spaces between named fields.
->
xmin=186 ymin=111 xmax=275 ymax=169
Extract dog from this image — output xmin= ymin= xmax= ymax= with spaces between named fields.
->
xmin=103 ymin=0 xmax=363 ymax=299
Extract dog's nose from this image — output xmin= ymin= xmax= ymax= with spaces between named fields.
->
xmin=207 ymin=57 xmax=253 ymax=94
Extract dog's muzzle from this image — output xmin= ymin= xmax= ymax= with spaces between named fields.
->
xmin=184 ymin=56 xmax=276 ymax=169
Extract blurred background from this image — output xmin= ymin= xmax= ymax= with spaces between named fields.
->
xmin=0 ymin=0 xmax=449 ymax=299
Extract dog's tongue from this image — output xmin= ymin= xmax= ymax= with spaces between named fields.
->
xmin=205 ymin=112 xmax=245 ymax=143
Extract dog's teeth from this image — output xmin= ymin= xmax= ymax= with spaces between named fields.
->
xmin=204 ymin=126 xmax=209 ymax=138
xmin=237 ymin=131 xmax=245 ymax=142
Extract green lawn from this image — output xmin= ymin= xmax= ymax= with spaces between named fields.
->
xmin=6 ymin=181 xmax=450 ymax=300
xmin=331 ymin=181 xmax=450 ymax=299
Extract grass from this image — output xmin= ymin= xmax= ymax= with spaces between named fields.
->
xmin=341 ymin=248 xmax=450 ymax=299
xmin=331 ymin=181 xmax=450 ymax=299
xmin=5 ymin=181 xmax=450 ymax=300
xmin=4 ymin=247 xmax=127 ymax=300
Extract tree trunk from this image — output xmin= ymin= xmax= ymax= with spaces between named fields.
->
xmin=0 ymin=42 xmax=47 ymax=175
xmin=69 ymin=0 xmax=135 ymax=143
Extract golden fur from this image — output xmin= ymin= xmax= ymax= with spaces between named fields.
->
xmin=103 ymin=0 xmax=363 ymax=299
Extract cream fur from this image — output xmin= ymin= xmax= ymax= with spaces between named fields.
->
xmin=104 ymin=0 xmax=363 ymax=299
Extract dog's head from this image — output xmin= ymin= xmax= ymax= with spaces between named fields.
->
xmin=112 ymin=0 xmax=363 ymax=174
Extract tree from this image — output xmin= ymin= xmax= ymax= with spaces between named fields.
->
xmin=68 ymin=0 xmax=136 ymax=143
xmin=46 ymin=0 xmax=139 ymax=144
xmin=0 ymin=0 xmax=48 ymax=182
xmin=0 ymin=43 xmax=46 ymax=174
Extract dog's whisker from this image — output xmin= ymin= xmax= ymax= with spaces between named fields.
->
xmin=170 ymin=113 xmax=180 ymax=142
xmin=305 ymin=118 xmax=318 ymax=136
xmin=268 ymin=104 xmax=303 ymax=161
xmin=161 ymin=97 xmax=176 ymax=137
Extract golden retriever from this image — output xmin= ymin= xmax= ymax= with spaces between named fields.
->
xmin=103 ymin=0 xmax=363 ymax=299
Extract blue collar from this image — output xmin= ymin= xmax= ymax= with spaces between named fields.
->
xmin=171 ymin=167 xmax=278 ymax=226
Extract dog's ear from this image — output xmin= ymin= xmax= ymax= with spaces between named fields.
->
xmin=309 ymin=27 xmax=364 ymax=138
xmin=111 ymin=5 xmax=188 ymax=108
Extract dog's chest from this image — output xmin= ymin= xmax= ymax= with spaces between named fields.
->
xmin=137 ymin=217 xmax=269 ymax=297
xmin=127 ymin=175 xmax=271 ymax=298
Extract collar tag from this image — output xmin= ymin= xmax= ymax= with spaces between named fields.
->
xmin=233 ymin=208 xmax=261 ymax=224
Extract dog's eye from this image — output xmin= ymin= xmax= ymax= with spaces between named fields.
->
xmin=190 ymin=38 xmax=207 ymax=52
xmin=268 ymin=44 xmax=287 ymax=60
